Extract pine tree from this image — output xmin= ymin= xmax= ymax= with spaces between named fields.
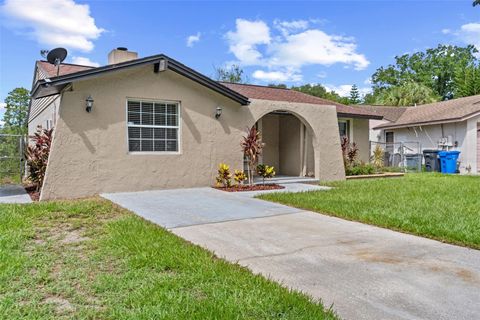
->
xmin=349 ymin=84 xmax=361 ymax=104
xmin=2 ymin=87 xmax=30 ymax=135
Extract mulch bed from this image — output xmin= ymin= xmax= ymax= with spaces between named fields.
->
xmin=214 ymin=184 xmax=285 ymax=192
xmin=24 ymin=184 xmax=40 ymax=201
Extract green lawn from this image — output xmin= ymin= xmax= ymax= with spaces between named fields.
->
xmin=0 ymin=199 xmax=336 ymax=320
xmin=258 ymin=174 xmax=480 ymax=249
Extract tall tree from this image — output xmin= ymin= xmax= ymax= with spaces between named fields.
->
xmin=268 ymin=83 xmax=287 ymax=88
xmin=291 ymin=83 xmax=350 ymax=104
xmin=371 ymin=45 xmax=478 ymax=100
xmin=349 ymin=84 xmax=361 ymax=104
xmin=2 ymin=88 xmax=30 ymax=135
xmin=474 ymin=0 xmax=480 ymax=6
xmin=374 ymin=82 xmax=440 ymax=106
xmin=454 ymin=63 xmax=480 ymax=97
xmin=214 ymin=64 xmax=246 ymax=83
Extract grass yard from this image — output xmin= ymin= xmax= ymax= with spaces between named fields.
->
xmin=258 ymin=174 xmax=480 ymax=249
xmin=0 ymin=198 xmax=336 ymax=320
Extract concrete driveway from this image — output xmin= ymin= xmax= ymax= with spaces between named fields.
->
xmin=0 ymin=185 xmax=32 ymax=204
xmin=102 ymin=186 xmax=480 ymax=320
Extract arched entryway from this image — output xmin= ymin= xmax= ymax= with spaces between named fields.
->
xmin=253 ymin=110 xmax=317 ymax=178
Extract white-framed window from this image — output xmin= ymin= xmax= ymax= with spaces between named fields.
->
xmin=127 ymin=99 xmax=180 ymax=153
xmin=338 ymin=119 xmax=351 ymax=140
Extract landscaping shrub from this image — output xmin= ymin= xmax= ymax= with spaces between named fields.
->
xmin=340 ymin=137 xmax=359 ymax=170
xmin=233 ymin=170 xmax=247 ymax=185
xmin=241 ymin=127 xmax=264 ymax=185
xmin=346 ymin=163 xmax=375 ymax=176
xmin=371 ymin=144 xmax=385 ymax=172
xmin=256 ymin=164 xmax=276 ymax=185
xmin=25 ymin=128 xmax=53 ymax=191
xmin=215 ymin=163 xmax=232 ymax=187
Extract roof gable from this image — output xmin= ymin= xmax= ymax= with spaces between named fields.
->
xmin=221 ymin=83 xmax=382 ymax=119
xmin=36 ymin=61 xmax=94 ymax=78
xmin=31 ymin=54 xmax=250 ymax=105
xmin=374 ymin=95 xmax=480 ymax=129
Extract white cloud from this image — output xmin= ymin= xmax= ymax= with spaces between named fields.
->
xmin=274 ymin=19 xmax=309 ymax=36
xmin=324 ymin=84 xmax=372 ymax=97
xmin=317 ymin=71 xmax=327 ymax=79
xmin=0 ymin=102 xmax=5 ymax=111
xmin=71 ymin=56 xmax=100 ymax=67
xmin=225 ymin=19 xmax=271 ymax=65
xmin=1 ymin=0 xmax=104 ymax=52
xmin=186 ymin=32 xmax=201 ymax=47
xmin=225 ymin=18 xmax=369 ymax=83
xmin=441 ymin=22 xmax=480 ymax=51
xmin=271 ymin=29 xmax=369 ymax=71
xmin=458 ymin=23 xmax=480 ymax=50
xmin=252 ymin=69 xmax=302 ymax=82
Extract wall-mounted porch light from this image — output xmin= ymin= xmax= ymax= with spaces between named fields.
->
xmin=86 ymin=95 xmax=94 ymax=113
xmin=215 ymin=106 xmax=222 ymax=119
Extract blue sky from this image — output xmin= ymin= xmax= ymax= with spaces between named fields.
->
xmin=0 ymin=0 xmax=479 ymax=123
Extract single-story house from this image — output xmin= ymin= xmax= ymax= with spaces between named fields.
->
xmin=366 ymin=95 xmax=480 ymax=173
xmin=29 ymin=48 xmax=381 ymax=200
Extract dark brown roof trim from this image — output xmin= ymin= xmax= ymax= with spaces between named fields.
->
xmin=31 ymin=54 xmax=250 ymax=105
xmin=337 ymin=112 xmax=383 ymax=120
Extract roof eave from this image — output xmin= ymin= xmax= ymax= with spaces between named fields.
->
xmin=31 ymin=55 xmax=250 ymax=105
xmin=337 ymin=112 xmax=383 ymax=120
xmin=374 ymin=118 xmax=463 ymax=130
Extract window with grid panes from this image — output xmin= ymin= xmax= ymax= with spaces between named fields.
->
xmin=127 ymin=100 xmax=179 ymax=152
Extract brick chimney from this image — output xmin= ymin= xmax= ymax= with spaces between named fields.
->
xmin=108 ymin=47 xmax=138 ymax=64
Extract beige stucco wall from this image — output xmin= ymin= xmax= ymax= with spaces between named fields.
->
xmin=40 ymin=66 xmax=345 ymax=200
xmin=259 ymin=113 xmax=315 ymax=176
xmin=259 ymin=114 xmax=280 ymax=170
xmin=279 ymin=115 xmax=301 ymax=175
xmin=352 ymin=118 xmax=370 ymax=163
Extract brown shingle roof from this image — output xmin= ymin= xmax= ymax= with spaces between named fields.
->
xmin=374 ymin=95 xmax=480 ymax=129
xmin=361 ymin=105 xmax=408 ymax=122
xmin=37 ymin=60 xmax=94 ymax=78
xmin=220 ymin=82 xmax=382 ymax=119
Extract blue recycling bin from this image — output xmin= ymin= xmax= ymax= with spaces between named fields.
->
xmin=438 ymin=151 xmax=460 ymax=174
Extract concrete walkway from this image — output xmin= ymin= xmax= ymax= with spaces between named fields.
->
xmin=102 ymin=186 xmax=480 ymax=320
xmin=0 ymin=184 xmax=32 ymax=204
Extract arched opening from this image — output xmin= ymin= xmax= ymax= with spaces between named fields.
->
xmin=252 ymin=110 xmax=317 ymax=179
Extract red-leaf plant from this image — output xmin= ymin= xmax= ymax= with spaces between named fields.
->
xmin=340 ymin=136 xmax=359 ymax=170
xmin=240 ymin=126 xmax=264 ymax=185
xmin=25 ymin=128 xmax=53 ymax=192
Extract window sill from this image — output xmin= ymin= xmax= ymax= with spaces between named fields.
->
xmin=128 ymin=151 xmax=182 ymax=156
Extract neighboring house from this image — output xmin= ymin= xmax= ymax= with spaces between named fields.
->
xmin=29 ymin=48 xmax=381 ymax=200
xmin=365 ymin=95 xmax=480 ymax=173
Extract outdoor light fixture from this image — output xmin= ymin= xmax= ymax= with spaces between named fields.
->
xmin=215 ymin=106 xmax=222 ymax=119
xmin=85 ymin=95 xmax=94 ymax=113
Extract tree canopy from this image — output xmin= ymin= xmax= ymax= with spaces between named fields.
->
xmin=214 ymin=64 xmax=246 ymax=83
xmin=291 ymin=84 xmax=350 ymax=105
xmin=2 ymin=87 xmax=30 ymax=135
xmin=371 ymin=44 xmax=478 ymax=100
xmin=374 ymin=82 xmax=440 ymax=106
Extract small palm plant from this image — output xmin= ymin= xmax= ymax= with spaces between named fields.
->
xmin=241 ymin=126 xmax=264 ymax=185
xmin=256 ymin=164 xmax=275 ymax=185
xmin=371 ymin=144 xmax=385 ymax=172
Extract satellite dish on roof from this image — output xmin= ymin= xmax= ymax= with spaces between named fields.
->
xmin=46 ymin=48 xmax=68 ymax=76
